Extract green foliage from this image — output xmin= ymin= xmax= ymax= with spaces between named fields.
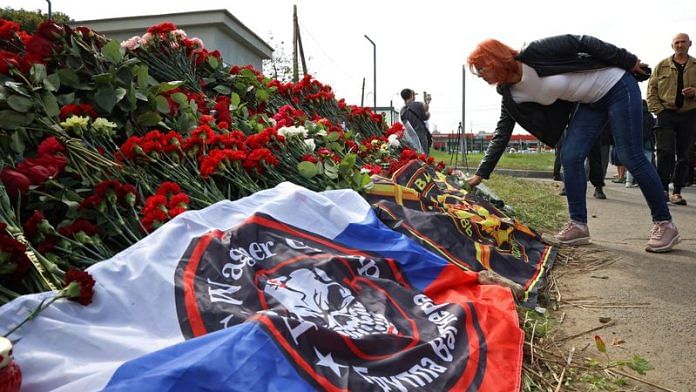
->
xmin=617 ymin=355 xmax=654 ymax=376
xmin=0 ymin=7 xmax=71 ymax=33
xmin=486 ymin=174 xmax=566 ymax=232
xmin=429 ymin=150 xmax=556 ymax=172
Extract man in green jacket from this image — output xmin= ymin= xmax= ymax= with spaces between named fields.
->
xmin=647 ymin=33 xmax=696 ymax=206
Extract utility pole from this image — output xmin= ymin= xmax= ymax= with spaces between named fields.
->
xmin=364 ymin=35 xmax=376 ymax=110
xmin=292 ymin=5 xmax=298 ymax=82
xmin=360 ymin=77 xmax=365 ymax=107
xmin=291 ymin=5 xmax=308 ymax=83
xmin=461 ymin=65 xmax=467 ymax=166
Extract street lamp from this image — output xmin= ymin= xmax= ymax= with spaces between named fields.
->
xmin=364 ymin=35 xmax=376 ymax=111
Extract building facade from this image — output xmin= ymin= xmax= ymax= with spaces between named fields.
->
xmin=73 ymin=9 xmax=273 ymax=69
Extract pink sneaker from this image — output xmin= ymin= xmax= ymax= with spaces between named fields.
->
xmin=555 ymin=221 xmax=591 ymax=245
xmin=645 ymin=221 xmax=680 ymax=253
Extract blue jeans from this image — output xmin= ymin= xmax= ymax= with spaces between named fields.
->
xmin=561 ymin=73 xmax=671 ymax=224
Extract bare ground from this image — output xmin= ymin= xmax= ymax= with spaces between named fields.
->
xmin=543 ymin=180 xmax=696 ymax=391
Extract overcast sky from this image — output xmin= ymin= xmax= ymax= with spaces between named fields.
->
xmin=6 ymin=0 xmax=696 ymax=134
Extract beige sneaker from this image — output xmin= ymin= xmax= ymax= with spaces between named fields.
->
xmin=555 ymin=221 xmax=591 ymax=245
xmin=645 ymin=221 xmax=680 ymax=253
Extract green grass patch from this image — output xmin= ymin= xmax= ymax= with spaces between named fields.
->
xmin=485 ymin=174 xmax=566 ymax=233
xmin=430 ymin=150 xmax=556 ymax=171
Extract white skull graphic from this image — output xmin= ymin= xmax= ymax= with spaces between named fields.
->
xmin=264 ymin=268 xmax=398 ymax=338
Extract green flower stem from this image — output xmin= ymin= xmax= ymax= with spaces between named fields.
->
xmin=111 ymin=206 xmax=143 ymax=243
xmin=3 ymin=295 xmax=60 ymax=338
xmin=130 ymin=206 xmax=150 ymax=235
xmin=54 ymin=247 xmax=100 ymax=265
xmin=0 ymin=285 xmax=20 ymax=300
xmin=53 ymin=233 xmax=107 ymax=260
xmin=98 ymin=212 xmax=136 ymax=246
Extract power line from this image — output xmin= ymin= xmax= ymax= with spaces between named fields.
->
xmin=297 ymin=21 xmax=361 ymax=84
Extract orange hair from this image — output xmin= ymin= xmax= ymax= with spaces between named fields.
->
xmin=467 ymin=39 xmax=520 ymax=85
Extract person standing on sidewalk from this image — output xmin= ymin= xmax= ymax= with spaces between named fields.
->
xmin=399 ymin=88 xmax=432 ymax=155
xmin=647 ymin=33 xmax=696 ymax=206
xmin=467 ymin=34 xmax=680 ymax=253
xmin=625 ymin=100 xmax=657 ymax=187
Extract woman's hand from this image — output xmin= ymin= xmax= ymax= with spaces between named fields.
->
xmin=467 ymin=175 xmax=483 ymax=187
xmin=632 ymin=60 xmax=649 ymax=76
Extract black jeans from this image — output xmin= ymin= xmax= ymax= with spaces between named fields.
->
xmin=655 ymin=109 xmax=696 ymax=194
xmin=588 ymin=140 xmax=606 ymax=188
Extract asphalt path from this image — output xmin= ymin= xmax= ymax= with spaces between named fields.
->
xmin=548 ymin=177 xmax=696 ymax=391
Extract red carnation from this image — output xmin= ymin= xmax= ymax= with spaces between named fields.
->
xmin=63 ymin=268 xmax=96 ymax=306
xmin=146 ymin=22 xmax=178 ymax=36
xmin=302 ymin=154 xmax=318 ymax=164
xmin=22 ymin=210 xmax=45 ymax=238
xmin=156 ymin=182 xmax=182 ymax=197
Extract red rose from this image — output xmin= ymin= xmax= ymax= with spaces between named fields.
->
xmin=0 ymin=19 xmax=20 ymax=40
xmin=37 ymin=137 xmax=66 ymax=156
xmin=16 ymin=162 xmax=52 ymax=184
xmin=23 ymin=34 xmax=54 ymax=60
xmin=16 ymin=155 xmax=67 ymax=184
xmin=0 ymin=168 xmax=31 ymax=197
xmin=36 ymin=20 xmax=64 ymax=40
xmin=0 ymin=50 xmax=21 ymax=75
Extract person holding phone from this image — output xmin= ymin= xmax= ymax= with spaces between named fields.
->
xmin=467 ymin=34 xmax=679 ymax=253
xmin=399 ymin=88 xmax=432 ymax=154
xmin=646 ymin=33 xmax=696 ymax=207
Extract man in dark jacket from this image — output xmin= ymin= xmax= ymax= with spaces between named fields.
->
xmin=399 ymin=88 xmax=431 ymax=154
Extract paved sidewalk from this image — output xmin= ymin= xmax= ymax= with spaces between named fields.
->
xmin=554 ymin=180 xmax=696 ymax=391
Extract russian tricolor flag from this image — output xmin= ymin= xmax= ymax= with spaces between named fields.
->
xmin=0 ymin=183 xmax=523 ymax=391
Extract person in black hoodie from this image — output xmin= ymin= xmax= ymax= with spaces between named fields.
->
xmin=466 ymin=35 xmax=679 ymax=253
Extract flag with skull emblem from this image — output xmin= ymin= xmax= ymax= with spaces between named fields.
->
xmin=0 ymin=183 xmax=523 ymax=391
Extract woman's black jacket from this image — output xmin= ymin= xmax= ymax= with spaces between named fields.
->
xmin=476 ymin=34 xmax=638 ymax=179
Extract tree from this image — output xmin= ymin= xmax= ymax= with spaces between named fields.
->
xmin=262 ymin=33 xmax=293 ymax=82
xmin=0 ymin=7 xmax=71 ymax=33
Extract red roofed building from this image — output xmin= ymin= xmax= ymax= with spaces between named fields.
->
xmin=431 ymin=132 xmax=553 ymax=153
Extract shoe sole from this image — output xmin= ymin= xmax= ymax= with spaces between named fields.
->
xmin=558 ymin=237 xmax=592 ymax=246
xmin=645 ymin=235 xmax=681 ymax=253
xmin=670 ymin=201 xmax=687 ymax=206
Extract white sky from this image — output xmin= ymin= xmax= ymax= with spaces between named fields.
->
xmin=6 ymin=0 xmax=696 ymax=134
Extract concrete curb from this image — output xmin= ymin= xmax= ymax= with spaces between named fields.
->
xmin=453 ymin=167 xmax=555 ymax=179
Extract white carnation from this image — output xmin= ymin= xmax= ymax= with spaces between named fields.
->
xmin=304 ymin=138 xmax=316 ymax=151
xmin=387 ymin=134 xmax=401 ymax=148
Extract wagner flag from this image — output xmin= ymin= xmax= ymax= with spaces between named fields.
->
xmin=0 ymin=183 xmax=523 ymax=391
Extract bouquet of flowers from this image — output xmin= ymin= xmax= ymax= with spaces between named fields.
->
xmin=0 ymin=20 xmax=449 ymax=303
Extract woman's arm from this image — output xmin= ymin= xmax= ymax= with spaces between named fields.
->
xmin=522 ymin=34 xmax=638 ymax=71
xmin=473 ymin=102 xmax=515 ymax=181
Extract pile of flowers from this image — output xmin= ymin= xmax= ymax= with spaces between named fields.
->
xmin=0 ymin=20 xmax=447 ymax=303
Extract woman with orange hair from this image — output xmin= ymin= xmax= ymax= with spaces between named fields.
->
xmin=467 ymin=35 xmax=679 ymax=253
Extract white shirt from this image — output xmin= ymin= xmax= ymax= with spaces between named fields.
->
xmin=511 ymin=64 xmax=626 ymax=105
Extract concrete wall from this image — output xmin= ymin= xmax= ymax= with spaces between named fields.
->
xmin=74 ymin=9 xmax=273 ymax=69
